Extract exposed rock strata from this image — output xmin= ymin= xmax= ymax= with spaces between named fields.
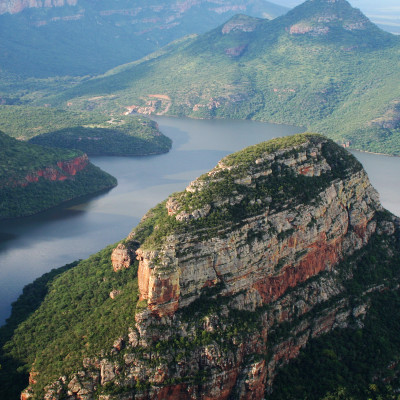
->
xmin=2 ymin=154 xmax=89 ymax=189
xmin=25 ymin=134 xmax=400 ymax=400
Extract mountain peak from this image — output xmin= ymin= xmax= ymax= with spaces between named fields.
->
xmin=221 ymin=14 xmax=263 ymax=35
xmin=282 ymin=0 xmax=380 ymax=37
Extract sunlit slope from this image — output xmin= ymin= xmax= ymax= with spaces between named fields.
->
xmin=0 ymin=0 xmax=288 ymax=77
xmin=47 ymin=0 xmax=400 ymax=155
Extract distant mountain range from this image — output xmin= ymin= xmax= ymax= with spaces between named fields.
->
xmin=43 ymin=0 xmax=400 ymax=156
xmin=0 ymin=0 xmax=288 ymax=77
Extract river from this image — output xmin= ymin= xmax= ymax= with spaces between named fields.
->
xmin=0 ymin=117 xmax=399 ymax=325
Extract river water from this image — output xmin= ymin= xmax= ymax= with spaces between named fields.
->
xmin=0 ymin=117 xmax=399 ymax=325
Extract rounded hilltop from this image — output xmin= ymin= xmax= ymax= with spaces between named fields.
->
xmin=131 ymin=133 xmax=363 ymax=251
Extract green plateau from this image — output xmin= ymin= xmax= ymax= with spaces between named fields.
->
xmin=37 ymin=0 xmax=400 ymax=156
xmin=0 ymin=106 xmax=172 ymax=155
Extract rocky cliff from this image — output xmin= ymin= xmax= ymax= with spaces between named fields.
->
xmin=19 ymin=133 xmax=400 ymax=399
xmin=5 ymin=154 xmax=89 ymax=188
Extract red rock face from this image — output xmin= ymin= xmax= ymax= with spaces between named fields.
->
xmin=152 ymin=385 xmax=192 ymax=400
xmin=18 ymin=155 xmax=88 ymax=188
xmin=57 ymin=155 xmax=88 ymax=175
xmin=136 ymin=249 xmax=180 ymax=317
xmin=254 ymin=234 xmax=342 ymax=304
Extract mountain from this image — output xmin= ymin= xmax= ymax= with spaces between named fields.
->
xmin=0 ymin=131 xmax=117 ymax=219
xmin=273 ymin=0 xmax=400 ymax=34
xmin=2 ymin=133 xmax=400 ymax=399
xmin=0 ymin=0 xmax=288 ymax=77
xmin=47 ymin=0 xmax=400 ymax=156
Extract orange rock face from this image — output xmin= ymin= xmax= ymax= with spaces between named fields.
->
xmin=254 ymin=235 xmax=342 ymax=304
xmin=20 ymin=155 xmax=89 ymax=187
xmin=111 ymin=243 xmax=133 ymax=272
xmin=136 ymin=249 xmax=180 ymax=317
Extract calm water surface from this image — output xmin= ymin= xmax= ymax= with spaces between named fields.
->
xmin=0 ymin=117 xmax=399 ymax=325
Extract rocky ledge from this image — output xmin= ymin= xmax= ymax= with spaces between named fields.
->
xmin=24 ymin=133 xmax=400 ymax=400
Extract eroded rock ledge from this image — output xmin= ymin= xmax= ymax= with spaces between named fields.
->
xmin=26 ymin=133 xmax=400 ymax=400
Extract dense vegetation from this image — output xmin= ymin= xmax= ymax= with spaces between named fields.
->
xmin=0 ymin=0 xmax=287 ymax=78
xmin=0 ymin=106 xmax=171 ymax=155
xmin=39 ymin=0 xmax=400 ymax=156
xmin=0 ymin=131 xmax=117 ymax=219
xmin=0 ymin=262 xmax=78 ymax=400
xmin=28 ymin=119 xmax=171 ymax=156
xmin=0 ymin=131 xmax=78 ymax=181
xmin=0 ymin=245 xmax=139 ymax=399
xmin=0 ymin=163 xmax=117 ymax=219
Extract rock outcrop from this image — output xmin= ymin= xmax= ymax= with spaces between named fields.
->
xmin=24 ymin=133 xmax=400 ymax=399
xmin=22 ymin=155 xmax=89 ymax=186
xmin=111 ymin=242 xmax=139 ymax=272
xmin=0 ymin=154 xmax=89 ymax=189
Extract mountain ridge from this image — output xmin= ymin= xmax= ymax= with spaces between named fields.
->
xmin=0 ymin=0 xmax=288 ymax=77
xmin=46 ymin=0 xmax=400 ymax=156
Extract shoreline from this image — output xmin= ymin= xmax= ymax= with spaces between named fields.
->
xmin=350 ymin=147 xmax=399 ymax=158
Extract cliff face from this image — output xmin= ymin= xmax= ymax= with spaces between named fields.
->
xmin=23 ymin=134 xmax=400 ymax=399
xmin=134 ymin=135 xmax=378 ymax=320
xmin=17 ymin=154 xmax=89 ymax=186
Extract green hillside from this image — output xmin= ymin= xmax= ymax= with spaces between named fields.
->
xmin=0 ymin=106 xmax=171 ymax=155
xmin=45 ymin=0 xmax=400 ymax=155
xmin=0 ymin=131 xmax=117 ymax=219
xmin=0 ymin=246 xmax=139 ymax=399
xmin=0 ymin=0 xmax=288 ymax=78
